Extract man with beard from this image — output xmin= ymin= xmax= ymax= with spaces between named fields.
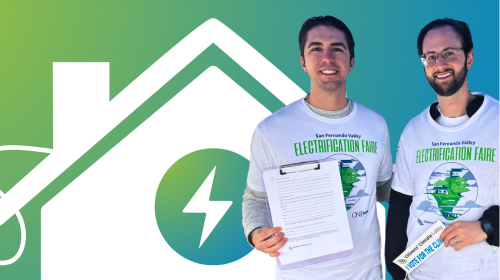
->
xmin=242 ymin=16 xmax=393 ymax=280
xmin=385 ymin=18 xmax=499 ymax=280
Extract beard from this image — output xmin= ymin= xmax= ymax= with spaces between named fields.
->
xmin=426 ymin=61 xmax=468 ymax=97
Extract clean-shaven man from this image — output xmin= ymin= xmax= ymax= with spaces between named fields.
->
xmin=386 ymin=18 xmax=499 ymax=280
xmin=242 ymin=15 xmax=393 ymax=280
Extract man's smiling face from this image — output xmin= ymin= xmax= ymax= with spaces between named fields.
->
xmin=422 ymin=25 xmax=472 ymax=96
xmin=300 ymin=25 xmax=354 ymax=93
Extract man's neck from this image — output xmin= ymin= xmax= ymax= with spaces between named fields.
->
xmin=437 ymin=83 xmax=475 ymax=118
xmin=307 ymin=86 xmax=348 ymax=111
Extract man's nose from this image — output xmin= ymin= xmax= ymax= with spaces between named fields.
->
xmin=322 ymin=50 xmax=335 ymax=63
xmin=435 ymin=54 xmax=448 ymax=67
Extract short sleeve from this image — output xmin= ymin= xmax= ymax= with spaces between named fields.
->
xmin=247 ymin=127 xmax=275 ymax=192
xmin=377 ymin=129 xmax=393 ymax=182
xmin=392 ymin=131 xmax=415 ymax=196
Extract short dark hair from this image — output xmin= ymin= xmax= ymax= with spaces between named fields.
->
xmin=417 ymin=18 xmax=473 ymax=56
xmin=299 ymin=16 xmax=355 ymax=61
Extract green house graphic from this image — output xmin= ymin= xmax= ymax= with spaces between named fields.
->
xmin=0 ymin=19 xmax=306 ymax=279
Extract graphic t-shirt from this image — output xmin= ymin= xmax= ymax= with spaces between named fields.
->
xmin=247 ymin=98 xmax=393 ymax=280
xmin=392 ymin=93 xmax=499 ymax=280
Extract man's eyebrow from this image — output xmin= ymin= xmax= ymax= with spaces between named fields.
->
xmin=441 ymin=47 xmax=458 ymax=52
xmin=308 ymin=42 xmax=323 ymax=48
xmin=424 ymin=47 xmax=459 ymax=55
xmin=307 ymin=42 xmax=347 ymax=49
xmin=330 ymin=42 xmax=346 ymax=49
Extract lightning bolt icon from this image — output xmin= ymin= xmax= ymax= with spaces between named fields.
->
xmin=183 ymin=166 xmax=232 ymax=248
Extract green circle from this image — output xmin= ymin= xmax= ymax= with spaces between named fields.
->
xmin=155 ymin=148 xmax=253 ymax=265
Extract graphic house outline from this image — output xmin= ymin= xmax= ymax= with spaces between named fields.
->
xmin=0 ymin=19 xmax=388 ymax=279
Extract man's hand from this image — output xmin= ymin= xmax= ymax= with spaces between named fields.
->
xmin=439 ymin=221 xmax=487 ymax=251
xmin=251 ymin=227 xmax=287 ymax=257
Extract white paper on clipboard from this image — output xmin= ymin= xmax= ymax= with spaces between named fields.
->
xmin=261 ymin=159 xmax=353 ymax=270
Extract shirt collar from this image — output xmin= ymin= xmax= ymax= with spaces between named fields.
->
xmin=429 ymin=95 xmax=484 ymax=120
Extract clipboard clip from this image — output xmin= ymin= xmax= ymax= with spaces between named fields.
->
xmin=279 ymin=160 xmax=320 ymax=175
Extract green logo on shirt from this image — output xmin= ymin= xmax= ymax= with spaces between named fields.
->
xmin=327 ymin=154 xmax=368 ymax=211
xmin=420 ymin=163 xmax=480 ymax=220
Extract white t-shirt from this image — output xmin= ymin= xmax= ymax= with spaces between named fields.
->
xmin=248 ymin=98 xmax=393 ymax=280
xmin=436 ymin=104 xmax=470 ymax=127
xmin=392 ymin=93 xmax=499 ymax=280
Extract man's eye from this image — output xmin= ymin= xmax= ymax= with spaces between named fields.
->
xmin=427 ymin=54 xmax=437 ymax=61
xmin=444 ymin=51 xmax=455 ymax=57
xmin=312 ymin=47 xmax=321 ymax=51
xmin=332 ymin=48 xmax=343 ymax=52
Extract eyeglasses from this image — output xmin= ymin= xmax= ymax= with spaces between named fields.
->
xmin=420 ymin=47 xmax=464 ymax=66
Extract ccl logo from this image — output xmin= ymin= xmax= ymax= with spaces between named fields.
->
xmin=397 ymin=258 xmax=408 ymax=264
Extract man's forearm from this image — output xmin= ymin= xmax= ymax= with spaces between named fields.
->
xmin=242 ymin=184 xmax=271 ymax=247
xmin=376 ymin=173 xmax=393 ymax=202
xmin=385 ymin=189 xmax=412 ymax=280
xmin=479 ymin=205 xmax=499 ymax=247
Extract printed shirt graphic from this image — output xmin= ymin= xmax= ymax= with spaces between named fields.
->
xmin=425 ymin=162 xmax=478 ymax=220
xmin=331 ymin=155 xmax=367 ymax=211
xmin=247 ymin=98 xmax=392 ymax=280
xmin=392 ymin=93 xmax=499 ymax=280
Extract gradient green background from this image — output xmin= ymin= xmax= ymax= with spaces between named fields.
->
xmin=155 ymin=149 xmax=252 ymax=265
xmin=0 ymin=0 xmax=497 ymax=279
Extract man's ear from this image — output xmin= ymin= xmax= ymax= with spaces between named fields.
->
xmin=466 ymin=49 xmax=473 ymax=70
xmin=349 ymin=57 xmax=355 ymax=72
xmin=300 ymin=55 xmax=307 ymax=72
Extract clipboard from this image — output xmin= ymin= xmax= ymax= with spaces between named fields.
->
xmin=260 ymin=159 xmax=353 ymax=270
